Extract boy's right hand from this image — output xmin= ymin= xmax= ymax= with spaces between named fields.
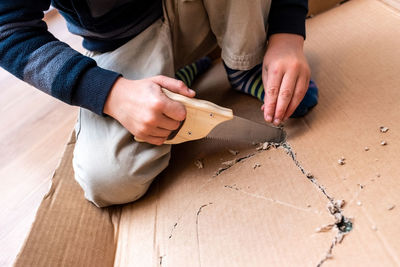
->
xmin=103 ymin=76 xmax=195 ymax=145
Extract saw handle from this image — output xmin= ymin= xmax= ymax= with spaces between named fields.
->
xmin=135 ymin=88 xmax=233 ymax=144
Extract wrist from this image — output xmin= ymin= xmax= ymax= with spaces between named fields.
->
xmin=268 ymin=33 xmax=304 ymax=49
xmin=104 ymin=77 xmax=125 ymax=117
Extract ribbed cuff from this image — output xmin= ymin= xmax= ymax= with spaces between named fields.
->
xmin=267 ymin=4 xmax=307 ymax=39
xmin=72 ymin=66 xmax=121 ymax=116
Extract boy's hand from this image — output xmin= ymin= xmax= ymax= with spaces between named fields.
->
xmin=262 ymin=33 xmax=311 ymax=125
xmin=104 ymin=76 xmax=195 ymax=145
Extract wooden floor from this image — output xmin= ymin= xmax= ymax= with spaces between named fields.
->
xmin=0 ymin=11 xmax=82 ymax=267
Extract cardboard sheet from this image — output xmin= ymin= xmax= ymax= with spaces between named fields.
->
xmin=308 ymin=0 xmax=344 ymax=16
xmin=113 ymin=132 xmax=334 ymax=266
xmin=15 ymin=0 xmax=400 ymax=266
xmin=298 ymin=0 xmax=400 ymax=265
xmin=14 ymin=137 xmax=117 ymax=267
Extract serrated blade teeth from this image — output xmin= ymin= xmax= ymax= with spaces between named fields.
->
xmin=205 ymin=116 xmax=285 ymax=144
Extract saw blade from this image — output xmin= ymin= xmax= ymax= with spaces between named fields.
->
xmin=206 ymin=116 xmax=286 ymax=144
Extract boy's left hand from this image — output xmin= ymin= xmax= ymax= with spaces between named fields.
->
xmin=262 ymin=33 xmax=311 ymax=125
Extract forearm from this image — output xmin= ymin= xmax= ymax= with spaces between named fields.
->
xmin=0 ymin=1 xmax=121 ymax=115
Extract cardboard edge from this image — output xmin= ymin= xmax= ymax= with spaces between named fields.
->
xmin=12 ymin=129 xmax=77 ymax=265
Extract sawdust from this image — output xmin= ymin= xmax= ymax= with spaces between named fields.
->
xmin=256 ymin=141 xmax=281 ymax=151
xmin=228 ymin=149 xmax=239 ymax=155
xmin=364 ymin=147 xmax=370 ymax=151
xmin=380 ymin=140 xmax=387 ymax=146
xmin=221 ymin=159 xmax=237 ymax=167
xmin=253 ymin=163 xmax=261 ymax=169
xmin=194 ymin=159 xmax=204 ymax=169
xmin=371 ymin=225 xmax=378 ymax=231
xmin=356 ymin=201 xmax=362 ymax=206
xmin=380 ymin=126 xmax=389 ymax=133
xmin=315 ymin=223 xmax=335 ymax=233
xmin=338 ymin=157 xmax=346 ymax=165
xmin=387 ymin=204 xmax=396 ymax=211
xmin=306 ymin=172 xmax=314 ymax=179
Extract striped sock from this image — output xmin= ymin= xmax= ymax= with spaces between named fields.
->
xmin=224 ymin=62 xmax=265 ymax=101
xmin=175 ymin=56 xmax=212 ymax=87
xmin=223 ymin=62 xmax=318 ymax=118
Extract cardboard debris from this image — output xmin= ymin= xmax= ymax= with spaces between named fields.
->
xmin=14 ymin=0 xmax=400 ymax=266
xmin=379 ymin=126 xmax=389 ymax=133
xmin=194 ymin=159 xmax=204 ymax=169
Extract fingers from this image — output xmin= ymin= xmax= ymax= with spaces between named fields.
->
xmin=151 ymin=75 xmax=195 ymax=97
xmin=135 ymin=134 xmax=167 ymax=146
xmin=263 ymin=66 xmax=283 ymax=123
xmin=159 ymin=91 xmax=187 ymax=122
xmin=284 ymin=74 xmax=310 ymax=120
xmin=272 ymin=70 xmax=297 ymax=125
xmin=157 ymin=114 xmax=181 ymax=130
xmin=133 ymin=117 xmax=181 ymax=146
xmin=263 ymin=63 xmax=310 ymax=125
xmin=151 ymin=75 xmax=194 ymax=122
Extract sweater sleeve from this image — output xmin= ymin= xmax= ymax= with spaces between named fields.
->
xmin=0 ymin=1 xmax=121 ymax=115
xmin=267 ymin=0 xmax=308 ymax=39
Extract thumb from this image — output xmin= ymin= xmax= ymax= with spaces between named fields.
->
xmin=150 ymin=75 xmax=195 ymax=97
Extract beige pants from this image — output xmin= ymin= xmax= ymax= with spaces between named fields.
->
xmin=73 ymin=0 xmax=271 ymax=207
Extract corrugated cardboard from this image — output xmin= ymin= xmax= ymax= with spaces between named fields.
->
xmin=15 ymin=0 xmax=400 ymax=266
xmin=308 ymin=0 xmax=344 ymax=16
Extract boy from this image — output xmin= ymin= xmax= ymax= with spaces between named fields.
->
xmin=0 ymin=0 xmax=317 ymax=207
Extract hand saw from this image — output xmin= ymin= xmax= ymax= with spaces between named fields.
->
xmin=136 ymin=89 xmax=286 ymax=145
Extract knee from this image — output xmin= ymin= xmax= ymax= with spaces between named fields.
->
xmin=73 ymin=147 xmax=171 ymax=208
xmin=77 ymin=169 xmax=152 ymax=208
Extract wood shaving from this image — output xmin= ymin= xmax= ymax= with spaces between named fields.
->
xmin=338 ymin=157 xmax=346 ymax=165
xmin=256 ymin=142 xmax=271 ymax=151
xmin=221 ymin=159 xmax=237 ymax=167
xmin=387 ymin=204 xmax=396 ymax=211
xmin=380 ymin=126 xmax=389 ymax=133
xmin=306 ymin=172 xmax=314 ymax=179
xmin=364 ymin=147 xmax=370 ymax=151
xmin=228 ymin=149 xmax=239 ymax=155
xmin=253 ymin=163 xmax=261 ymax=169
xmin=315 ymin=223 xmax=335 ymax=233
xmin=194 ymin=159 xmax=204 ymax=169
xmin=380 ymin=140 xmax=387 ymax=146
xmin=335 ymin=199 xmax=345 ymax=209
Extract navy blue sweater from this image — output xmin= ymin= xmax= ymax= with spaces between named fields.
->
xmin=0 ymin=0 xmax=307 ymax=116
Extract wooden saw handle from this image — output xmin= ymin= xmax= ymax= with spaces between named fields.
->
xmin=135 ymin=88 xmax=233 ymax=144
